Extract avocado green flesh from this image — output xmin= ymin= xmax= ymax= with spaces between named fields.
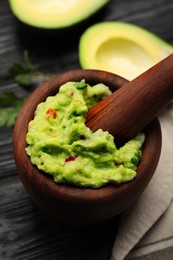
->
xmin=9 ymin=0 xmax=109 ymax=29
xmin=79 ymin=22 xmax=173 ymax=80
xmin=26 ymin=81 xmax=145 ymax=188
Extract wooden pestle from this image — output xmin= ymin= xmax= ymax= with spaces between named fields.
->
xmin=86 ymin=54 xmax=173 ymax=145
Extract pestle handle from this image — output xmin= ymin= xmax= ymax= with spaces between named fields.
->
xmin=86 ymin=54 xmax=173 ymax=145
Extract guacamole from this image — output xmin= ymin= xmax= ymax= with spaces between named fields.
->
xmin=26 ymin=80 xmax=145 ymax=188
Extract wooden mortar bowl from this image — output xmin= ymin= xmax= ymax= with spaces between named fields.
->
xmin=13 ymin=69 xmax=162 ymax=226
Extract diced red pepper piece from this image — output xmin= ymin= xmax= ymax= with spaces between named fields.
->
xmin=46 ymin=108 xmax=57 ymax=119
xmin=65 ymin=156 xmax=77 ymax=163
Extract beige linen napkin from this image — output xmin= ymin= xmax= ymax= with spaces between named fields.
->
xmin=111 ymin=105 xmax=173 ymax=260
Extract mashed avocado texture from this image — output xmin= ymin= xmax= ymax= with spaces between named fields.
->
xmin=26 ymin=81 xmax=145 ymax=188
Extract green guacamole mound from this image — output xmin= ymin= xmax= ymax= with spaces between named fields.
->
xmin=26 ymin=80 xmax=145 ymax=188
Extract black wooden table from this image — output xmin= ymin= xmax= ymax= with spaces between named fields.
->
xmin=1 ymin=1 xmax=173 ymax=259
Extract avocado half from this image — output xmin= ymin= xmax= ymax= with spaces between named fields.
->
xmin=8 ymin=0 xmax=109 ymax=29
xmin=79 ymin=22 xmax=173 ymax=80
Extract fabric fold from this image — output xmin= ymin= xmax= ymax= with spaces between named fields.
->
xmin=111 ymin=106 xmax=173 ymax=260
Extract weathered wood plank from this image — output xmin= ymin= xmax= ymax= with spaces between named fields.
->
xmin=0 ymin=178 xmax=119 ymax=260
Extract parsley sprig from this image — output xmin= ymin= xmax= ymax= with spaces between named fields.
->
xmin=0 ymin=50 xmax=51 ymax=127
xmin=0 ymin=91 xmax=25 ymax=127
xmin=8 ymin=50 xmax=49 ymax=87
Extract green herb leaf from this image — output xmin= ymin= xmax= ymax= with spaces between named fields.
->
xmin=15 ymin=73 xmax=33 ymax=86
xmin=8 ymin=50 xmax=48 ymax=88
xmin=0 ymin=50 xmax=51 ymax=128
xmin=0 ymin=91 xmax=25 ymax=127
xmin=75 ymin=80 xmax=87 ymax=89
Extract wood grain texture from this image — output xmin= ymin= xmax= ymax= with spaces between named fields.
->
xmin=1 ymin=0 xmax=173 ymax=259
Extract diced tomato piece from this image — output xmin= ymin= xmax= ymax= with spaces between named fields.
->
xmin=46 ymin=108 xmax=57 ymax=119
